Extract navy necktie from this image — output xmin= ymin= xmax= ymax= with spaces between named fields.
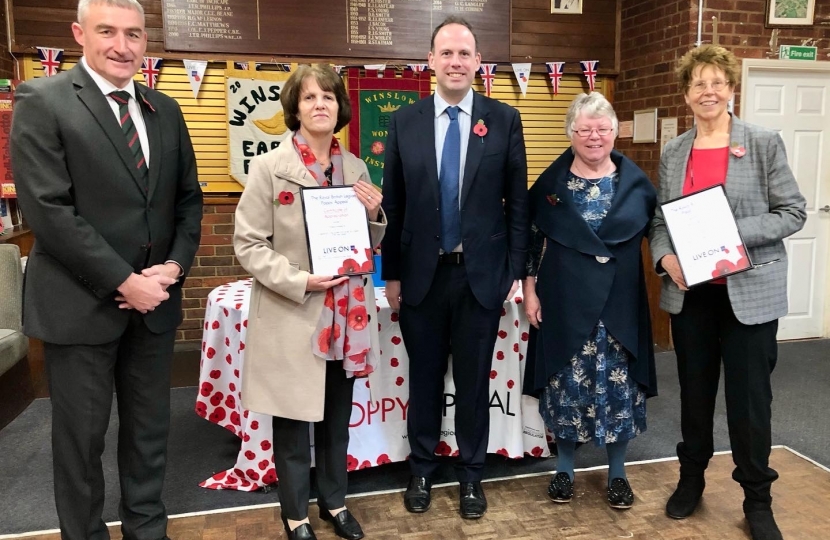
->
xmin=439 ymin=106 xmax=462 ymax=252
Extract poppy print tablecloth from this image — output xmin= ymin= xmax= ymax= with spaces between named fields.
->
xmin=196 ymin=278 xmax=550 ymax=491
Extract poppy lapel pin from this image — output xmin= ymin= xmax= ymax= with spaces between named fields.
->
xmin=730 ymin=141 xmax=746 ymax=158
xmin=473 ymin=119 xmax=487 ymax=143
xmin=274 ymin=191 xmax=295 ymax=206
xmin=546 ymin=193 xmax=559 ymax=206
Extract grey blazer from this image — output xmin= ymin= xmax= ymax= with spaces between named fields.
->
xmin=649 ymin=115 xmax=806 ymax=325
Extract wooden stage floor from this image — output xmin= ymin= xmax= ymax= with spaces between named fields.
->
xmin=15 ymin=447 xmax=830 ymax=540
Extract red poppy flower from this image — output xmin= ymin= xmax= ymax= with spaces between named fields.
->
xmin=353 ymin=286 xmax=365 ymax=302
xmin=276 ymin=191 xmax=295 ymax=205
xmin=365 ymin=248 xmax=374 ymax=261
xmin=434 ymin=441 xmax=452 ymax=456
xmin=376 ymin=454 xmax=391 ymax=465
xmin=338 ymin=258 xmax=361 ymax=275
xmin=337 ymin=295 xmax=349 ymax=316
xmin=546 ymin=194 xmax=559 ymax=206
xmin=344 ymin=335 xmax=351 ymax=354
xmin=473 ymin=119 xmax=488 ymax=138
xmin=324 ymin=289 xmax=335 ymax=311
xmin=297 ymin=144 xmax=316 ymax=166
xmin=371 ymin=141 xmax=385 ymax=155
xmin=348 ymin=305 xmax=368 ymax=330
xmin=346 ymin=454 xmax=358 ymax=471
xmin=496 ymin=448 xmax=509 ymax=457
xmin=331 ymin=139 xmax=341 ymax=155
xmin=317 ymin=324 xmax=341 ymax=353
xmin=349 ymin=351 xmax=366 ymax=364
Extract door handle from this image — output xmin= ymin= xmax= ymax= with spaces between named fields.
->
xmin=820 ymin=205 xmax=830 ymax=213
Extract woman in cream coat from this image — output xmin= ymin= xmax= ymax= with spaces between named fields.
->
xmin=234 ymin=64 xmax=385 ymax=540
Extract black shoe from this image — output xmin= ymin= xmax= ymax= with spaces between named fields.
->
xmin=318 ymin=506 xmax=364 ymax=540
xmin=459 ymin=482 xmax=487 ymax=519
xmin=607 ymin=478 xmax=634 ymax=509
xmin=547 ymin=472 xmax=574 ymax=503
xmin=404 ymin=476 xmax=432 ymax=513
xmin=746 ymin=510 xmax=784 ymax=540
xmin=666 ymin=475 xmax=705 ymax=519
xmin=281 ymin=515 xmax=317 ymax=540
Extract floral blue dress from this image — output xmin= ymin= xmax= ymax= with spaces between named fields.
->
xmin=528 ymin=171 xmax=647 ymax=446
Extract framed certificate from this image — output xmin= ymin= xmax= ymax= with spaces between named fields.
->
xmin=300 ymin=186 xmax=376 ymax=276
xmin=660 ymin=185 xmax=753 ymax=287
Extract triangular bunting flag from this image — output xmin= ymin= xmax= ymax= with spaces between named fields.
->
xmin=511 ymin=63 xmax=531 ymax=97
xmin=183 ymin=59 xmax=208 ymax=99
xmin=281 ymin=64 xmax=291 ymax=72
xmin=364 ymin=64 xmax=386 ymax=78
xmin=37 ymin=47 xmax=64 ymax=77
xmin=545 ymin=62 xmax=565 ymax=95
xmin=479 ymin=64 xmax=497 ymax=97
xmin=580 ymin=60 xmax=599 ymax=92
xmin=141 ymin=57 xmax=162 ymax=89
xmin=407 ymin=64 xmax=429 ymax=73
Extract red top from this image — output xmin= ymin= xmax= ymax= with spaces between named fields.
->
xmin=683 ymin=147 xmax=729 ymax=195
xmin=683 ymin=147 xmax=730 ymax=284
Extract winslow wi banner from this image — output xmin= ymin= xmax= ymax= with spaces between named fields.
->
xmin=347 ymin=68 xmax=431 ymax=189
xmin=226 ymin=68 xmax=292 ymax=186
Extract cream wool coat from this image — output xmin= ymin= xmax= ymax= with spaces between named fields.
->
xmin=234 ymin=135 xmax=386 ymax=422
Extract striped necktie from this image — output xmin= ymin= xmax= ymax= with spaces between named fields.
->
xmin=439 ymin=106 xmax=462 ymax=252
xmin=109 ymin=90 xmax=148 ymax=186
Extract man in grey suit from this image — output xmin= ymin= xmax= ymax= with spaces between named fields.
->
xmin=10 ymin=1 xmax=202 ymax=539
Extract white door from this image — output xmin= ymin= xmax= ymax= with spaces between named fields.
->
xmin=742 ymin=60 xmax=830 ymax=340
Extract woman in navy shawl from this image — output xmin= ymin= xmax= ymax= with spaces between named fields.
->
xmin=522 ymin=92 xmax=657 ymax=509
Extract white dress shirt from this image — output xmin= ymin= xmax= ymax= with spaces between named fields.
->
xmin=81 ymin=57 xmax=150 ymax=167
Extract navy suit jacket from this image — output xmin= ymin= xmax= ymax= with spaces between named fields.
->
xmin=381 ymin=92 xmax=529 ymax=310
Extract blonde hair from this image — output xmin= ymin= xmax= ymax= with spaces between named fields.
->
xmin=565 ymin=92 xmax=619 ymax=139
xmin=676 ymin=44 xmax=740 ymax=92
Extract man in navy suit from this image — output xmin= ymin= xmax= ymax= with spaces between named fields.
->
xmin=381 ymin=16 xmax=528 ymax=519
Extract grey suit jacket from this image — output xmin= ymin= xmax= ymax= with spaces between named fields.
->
xmin=649 ymin=115 xmax=806 ymax=325
xmin=11 ymin=63 xmax=203 ymax=344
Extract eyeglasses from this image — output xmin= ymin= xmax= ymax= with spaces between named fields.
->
xmin=689 ymin=79 xmax=729 ymax=93
xmin=574 ymin=127 xmax=613 ymax=137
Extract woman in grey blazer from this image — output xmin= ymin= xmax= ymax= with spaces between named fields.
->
xmin=649 ymin=45 xmax=805 ymax=540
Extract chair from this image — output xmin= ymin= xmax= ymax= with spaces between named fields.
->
xmin=0 ymin=244 xmax=28 ymax=377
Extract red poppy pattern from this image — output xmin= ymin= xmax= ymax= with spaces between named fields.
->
xmin=196 ymin=279 xmax=549 ymax=491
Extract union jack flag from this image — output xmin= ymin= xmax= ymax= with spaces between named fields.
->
xmin=37 ymin=47 xmax=63 ymax=77
xmin=479 ymin=64 xmax=497 ymax=97
xmin=580 ymin=60 xmax=599 ymax=92
xmin=545 ymin=61 xmax=565 ymax=95
xmin=407 ymin=64 xmax=428 ymax=73
xmin=141 ymin=57 xmax=163 ymax=90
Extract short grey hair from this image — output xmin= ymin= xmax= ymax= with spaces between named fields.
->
xmin=565 ymin=92 xmax=619 ymax=139
xmin=78 ymin=0 xmax=145 ymax=25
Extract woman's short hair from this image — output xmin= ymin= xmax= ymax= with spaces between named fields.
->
xmin=676 ymin=44 xmax=740 ymax=92
xmin=565 ymin=92 xmax=619 ymax=139
xmin=281 ymin=64 xmax=352 ymax=134
xmin=77 ymin=0 xmax=144 ymax=24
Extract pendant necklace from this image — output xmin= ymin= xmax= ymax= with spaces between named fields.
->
xmin=572 ymin=161 xmax=615 ymax=200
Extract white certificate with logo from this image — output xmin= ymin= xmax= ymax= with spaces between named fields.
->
xmin=661 ymin=185 xmax=752 ymax=287
xmin=301 ymin=186 xmax=376 ymax=276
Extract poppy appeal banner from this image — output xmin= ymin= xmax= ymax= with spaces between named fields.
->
xmin=347 ymin=68 xmax=431 ymax=189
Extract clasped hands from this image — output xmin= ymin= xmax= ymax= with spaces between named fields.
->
xmin=115 ymin=263 xmax=181 ymax=313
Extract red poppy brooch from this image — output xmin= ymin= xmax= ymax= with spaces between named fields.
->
xmin=473 ymin=119 xmax=488 ymax=143
xmin=546 ymin=194 xmax=559 ymax=206
xmin=274 ymin=191 xmax=295 ymax=206
xmin=730 ymin=142 xmax=746 ymax=158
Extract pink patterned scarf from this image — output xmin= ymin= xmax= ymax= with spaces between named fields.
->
xmin=294 ymin=133 xmax=377 ymax=378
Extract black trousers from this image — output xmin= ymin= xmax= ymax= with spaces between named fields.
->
xmin=272 ymin=360 xmax=356 ymax=520
xmin=45 ymin=312 xmax=175 ymax=540
xmin=399 ymin=263 xmax=502 ymax=483
xmin=671 ymin=285 xmax=779 ymax=511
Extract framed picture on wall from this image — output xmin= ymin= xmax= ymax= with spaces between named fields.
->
xmin=766 ymin=0 xmax=815 ymax=26
xmin=551 ymin=0 xmax=582 ymax=15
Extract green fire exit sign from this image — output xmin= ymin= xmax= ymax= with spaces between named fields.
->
xmin=779 ymin=46 xmax=817 ymax=61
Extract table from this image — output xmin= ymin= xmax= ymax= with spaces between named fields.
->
xmin=196 ymin=279 xmax=550 ymax=491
